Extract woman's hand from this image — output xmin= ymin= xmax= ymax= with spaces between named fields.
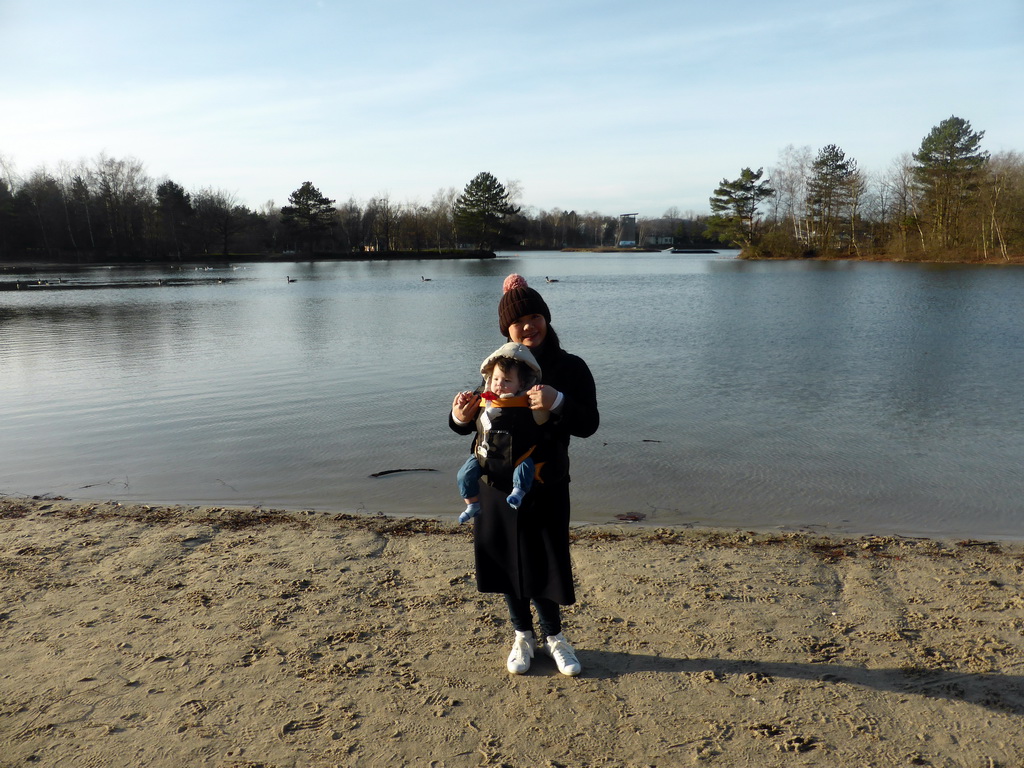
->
xmin=528 ymin=384 xmax=558 ymax=411
xmin=452 ymin=391 xmax=480 ymax=423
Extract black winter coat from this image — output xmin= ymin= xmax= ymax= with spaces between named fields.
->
xmin=450 ymin=342 xmax=599 ymax=605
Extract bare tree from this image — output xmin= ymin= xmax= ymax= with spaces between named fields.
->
xmin=978 ymin=151 xmax=1024 ymax=260
xmin=367 ymin=194 xmax=398 ymax=252
xmin=770 ymin=144 xmax=813 ymax=242
xmin=881 ymin=153 xmax=926 ymax=257
xmin=504 ymin=178 xmax=524 ymax=209
xmin=428 ymin=187 xmax=457 ymax=252
xmin=193 ymin=188 xmax=247 ymax=257
xmin=846 ymin=167 xmax=867 ymax=256
xmin=90 ymin=153 xmax=152 ymax=259
xmin=335 ymin=197 xmax=363 ymax=252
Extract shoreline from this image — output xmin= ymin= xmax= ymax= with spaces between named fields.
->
xmin=3 ymin=496 xmax=1024 ymax=766
xmin=3 ymin=493 xmax=1010 ymax=544
xmin=5 ymin=248 xmax=1023 ymax=270
xmin=11 ymin=490 xmax=1024 ymax=544
xmin=0 ymin=251 xmax=497 ymax=283
xmin=14 ymin=489 xmax=1024 ymax=544
xmin=737 ymin=251 xmax=1024 ymax=266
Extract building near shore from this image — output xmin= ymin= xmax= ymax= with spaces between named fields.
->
xmin=617 ymin=213 xmax=637 ymax=247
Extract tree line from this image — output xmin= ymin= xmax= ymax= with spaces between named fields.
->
xmin=0 ymin=158 xmax=702 ymax=264
xmin=2 ymin=115 xmax=1020 ymax=264
xmin=707 ymin=116 xmax=1022 ymax=261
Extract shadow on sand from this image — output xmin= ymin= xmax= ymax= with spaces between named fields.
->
xmin=564 ymin=651 xmax=1024 ymax=714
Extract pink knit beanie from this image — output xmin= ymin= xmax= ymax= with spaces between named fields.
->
xmin=498 ymin=274 xmax=551 ymax=337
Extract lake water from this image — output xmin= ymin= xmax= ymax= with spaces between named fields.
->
xmin=2 ymin=252 xmax=1022 ymax=539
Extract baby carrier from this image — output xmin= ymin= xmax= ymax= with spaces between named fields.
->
xmin=473 ymin=394 xmax=546 ymax=488
xmin=470 ymin=342 xmax=549 ymax=490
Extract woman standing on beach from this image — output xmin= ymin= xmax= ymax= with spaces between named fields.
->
xmin=450 ymin=274 xmax=599 ymax=676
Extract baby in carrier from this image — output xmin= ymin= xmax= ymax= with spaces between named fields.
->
xmin=454 ymin=342 xmax=550 ymax=523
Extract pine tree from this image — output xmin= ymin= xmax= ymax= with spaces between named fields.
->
xmin=705 ymin=167 xmax=774 ymax=248
xmin=453 ymin=172 xmax=518 ymax=251
xmin=913 ymin=116 xmax=988 ymax=249
xmin=281 ymin=181 xmax=336 ymax=255
xmin=806 ymin=145 xmax=859 ymax=253
xmin=155 ymin=180 xmax=193 ymax=260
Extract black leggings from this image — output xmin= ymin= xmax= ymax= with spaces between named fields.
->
xmin=504 ymin=594 xmax=561 ymax=638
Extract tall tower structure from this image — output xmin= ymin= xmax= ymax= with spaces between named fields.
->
xmin=617 ymin=213 xmax=638 ymax=247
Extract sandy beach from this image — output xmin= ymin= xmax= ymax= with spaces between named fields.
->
xmin=2 ymin=496 xmax=1023 ymax=767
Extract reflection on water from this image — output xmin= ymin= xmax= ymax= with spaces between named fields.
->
xmin=1 ymin=253 xmax=1022 ymax=539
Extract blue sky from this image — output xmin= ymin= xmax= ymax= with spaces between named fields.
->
xmin=1 ymin=0 xmax=1021 ymax=216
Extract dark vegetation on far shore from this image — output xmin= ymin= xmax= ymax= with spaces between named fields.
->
xmin=708 ymin=117 xmax=1022 ymax=264
xmin=2 ymin=115 xmax=1021 ymax=267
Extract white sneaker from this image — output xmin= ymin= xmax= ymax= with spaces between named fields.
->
xmin=506 ymin=631 xmax=536 ymax=675
xmin=544 ymin=633 xmax=581 ymax=676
